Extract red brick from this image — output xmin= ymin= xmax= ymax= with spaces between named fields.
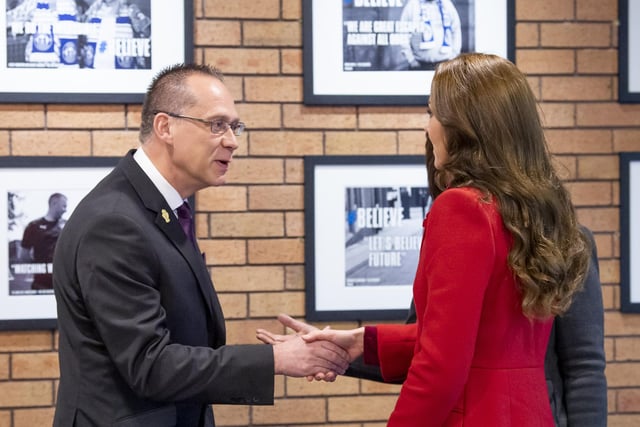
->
xmin=195 ymin=20 xmax=241 ymax=46
xmin=47 ymin=105 xmax=124 ymax=129
xmin=248 ymin=238 xmax=304 ymax=264
xmin=618 ymin=389 xmax=640 ymax=412
xmin=328 ymin=395 xmax=396 ymax=422
xmin=203 ymin=0 xmax=280 ymax=18
xmin=204 ymin=48 xmax=280 ymax=74
xmin=577 ymin=49 xmax=618 ymax=74
xmin=615 ymin=337 xmax=640 ymax=363
xmin=517 ymin=0 xmax=574 ymax=20
xmin=13 ymin=407 xmax=55 ymax=427
xmin=281 ymin=48 xmax=302 ymax=74
xmin=605 ymin=362 xmax=640 ymax=387
xmin=565 ymin=181 xmax=612 ymax=206
xmin=282 ymin=0 xmax=302 ymax=19
xmin=577 ymin=0 xmax=618 ymax=20
xmin=325 ymin=131 xmax=397 ymax=155
xmin=210 ymin=212 xmax=284 ymax=237
xmin=283 ymin=105 xmax=357 ymax=129
xmin=614 ymin=130 xmax=640 ymax=152
xmin=0 ymin=332 xmax=53 ymax=352
xmin=245 ymin=77 xmax=303 ymax=102
xmin=249 ymin=131 xmax=323 ymax=156
xmin=243 ymin=21 xmax=301 ymax=47
xmin=0 ymin=381 xmax=52 ymax=407
xmin=577 ymin=155 xmax=619 ymax=179
xmin=0 ymin=105 xmax=44 ymax=128
xmin=196 ymin=186 xmax=248 ymax=213
xmin=213 ymin=266 xmax=284 ymax=292
xmin=515 ymin=23 xmax=539 ymax=48
xmin=11 ymin=130 xmax=91 ymax=156
xmin=540 ymin=23 xmax=611 ymax=48
xmin=285 ymin=158 xmax=304 ymax=183
xmin=577 ymin=103 xmax=640 ymax=127
xmin=253 ymin=398 xmax=327 ymax=424
xmin=0 ymin=131 xmax=8 ymax=155
xmin=516 ymin=50 xmax=575 ymax=74
xmin=199 ymin=239 xmax=246 ymax=265
xmin=546 ymin=129 xmax=613 ymax=154
xmin=542 ymin=77 xmax=613 ymax=101
xmin=11 ymin=352 xmax=59 ymax=379
xmin=285 ymin=211 xmax=304 ymax=237
xmin=248 ymin=185 xmax=304 ymax=210
xmin=249 ymin=291 xmax=304 ymax=317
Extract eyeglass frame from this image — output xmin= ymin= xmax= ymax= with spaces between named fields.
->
xmin=153 ymin=110 xmax=245 ymax=136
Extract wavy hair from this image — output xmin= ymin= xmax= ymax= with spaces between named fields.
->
xmin=429 ymin=53 xmax=590 ymax=318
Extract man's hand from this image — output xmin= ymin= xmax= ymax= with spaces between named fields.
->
xmin=258 ymin=314 xmax=341 ymax=381
xmin=271 ymin=334 xmax=349 ymax=381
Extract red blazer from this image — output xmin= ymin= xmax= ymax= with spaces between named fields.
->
xmin=371 ymin=187 xmax=554 ymax=427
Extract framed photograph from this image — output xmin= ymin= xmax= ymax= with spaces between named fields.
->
xmin=1 ymin=0 xmax=193 ymax=104
xmin=303 ymin=0 xmax=515 ymax=105
xmin=619 ymin=0 xmax=640 ymax=102
xmin=620 ymin=152 xmax=640 ymax=312
xmin=305 ymin=155 xmax=431 ymax=321
xmin=0 ymin=156 xmax=118 ymax=330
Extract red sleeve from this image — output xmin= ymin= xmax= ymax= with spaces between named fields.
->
xmin=385 ymin=188 xmax=497 ymax=426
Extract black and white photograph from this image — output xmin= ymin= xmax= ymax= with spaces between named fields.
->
xmin=342 ymin=0 xmax=473 ymax=72
xmin=305 ymin=155 xmax=429 ymax=321
xmin=1 ymin=0 xmax=192 ymax=103
xmin=8 ymin=189 xmax=76 ymax=296
xmin=344 ymin=186 xmax=429 ymax=288
xmin=619 ymin=0 xmax=640 ymax=102
xmin=620 ymin=152 xmax=640 ymax=312
xmin=0 ymin=156 xmax=117 ymax=330
xmin=304 ymin=0 xmax=514 ymax=105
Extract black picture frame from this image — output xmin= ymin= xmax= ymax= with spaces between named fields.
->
xmin=303 ymin=0 xmax=515 ymax=106
xmin=304 ymin=155 xmax=431 ymax=321
xmin=619 ymin=0 xmax=640 ymax=102
xmin=620 ymin=152 xmax=640 ymax=312
xmin=1 ymin=0 xmax=193 ymax=104
xmin=0 ymin=156 xmax=118 ymax=330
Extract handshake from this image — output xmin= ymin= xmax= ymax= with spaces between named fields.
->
xmin=256 ymin=314 xmax=365 ymax=382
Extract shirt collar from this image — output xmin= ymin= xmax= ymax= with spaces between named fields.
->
xmin=133 ymin=147 xmax=184 ymax=211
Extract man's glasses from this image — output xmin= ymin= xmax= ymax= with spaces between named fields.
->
xmin=153 ymin=111 xmax=245 ymax=136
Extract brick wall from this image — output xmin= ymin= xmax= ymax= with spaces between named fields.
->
xmin=1 ymin=0 xmax=639 ymax=425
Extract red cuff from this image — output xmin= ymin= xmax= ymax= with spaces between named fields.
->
xmin=363 ymin=326 xmax=379 ymax=365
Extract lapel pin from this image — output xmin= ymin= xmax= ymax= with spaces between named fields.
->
xmin=161 ymin=209 xmax=170 ymax=223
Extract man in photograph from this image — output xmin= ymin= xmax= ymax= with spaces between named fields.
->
xmin=400 ymin=0 xmax=462 ymax=69
xmin=18 ymin=192 xmax=67 ymax=290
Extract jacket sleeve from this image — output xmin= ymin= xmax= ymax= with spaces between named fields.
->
xmin=555 ymin=226 xmax=607 ymax=426
xmin=380 ymin=189 xmax=497 ymax=426
xmin=345 ymin=303 xmax=418 ymax=383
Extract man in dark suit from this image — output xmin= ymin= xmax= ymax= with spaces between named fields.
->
xmin=52 ymin=63 xmax=349 ymax=427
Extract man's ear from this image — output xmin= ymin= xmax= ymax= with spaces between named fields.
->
xmin=153 ymin=113 xmax=174 ymax=145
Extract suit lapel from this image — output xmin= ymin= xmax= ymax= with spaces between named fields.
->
xmin=118 ymin=150 xmax=226 ymax=345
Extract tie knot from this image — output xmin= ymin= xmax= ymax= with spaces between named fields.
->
xmin=177 ymin=201 xmax=192 ymax=220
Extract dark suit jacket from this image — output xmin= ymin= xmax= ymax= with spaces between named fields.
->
xmin=347 ymin=227 xmax=607 ymax=427
xmin=545 ymin=227 xmax=607 ymax=427
xmin=53 ymin=150 xmax=274 ymax=427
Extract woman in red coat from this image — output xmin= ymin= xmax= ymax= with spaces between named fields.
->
xmin=259 ymin=53 xmax=591 ymax=426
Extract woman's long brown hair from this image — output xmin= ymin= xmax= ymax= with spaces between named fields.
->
xmin=428 ymin=53 xmax=590 ymax=318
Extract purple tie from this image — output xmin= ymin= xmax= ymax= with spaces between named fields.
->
xmin=176 ymin=201 xmax=196 ymax=247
